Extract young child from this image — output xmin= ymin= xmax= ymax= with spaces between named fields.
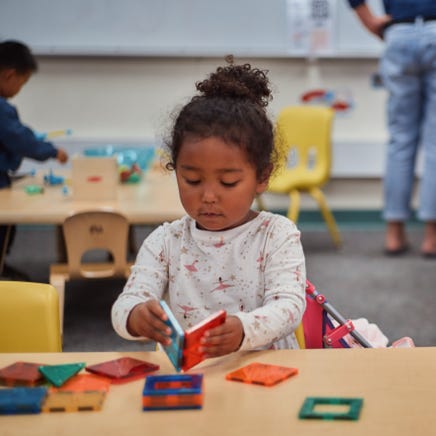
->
xmin=0 ymin=40 xmax=68 ymax=277
xmin=111 ymin=60 xmax=306 ymax=357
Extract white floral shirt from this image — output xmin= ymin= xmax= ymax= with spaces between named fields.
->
xmin=111 ymin=211 xmax=306 ymax=350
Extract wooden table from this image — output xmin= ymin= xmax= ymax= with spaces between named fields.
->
xmin=0 ymin=169 xmax=185 ymax=225
xmin=0 ymin=169 xmax=185 ymax=274
xmin=1 ymin=348 xmax=435 ymax=436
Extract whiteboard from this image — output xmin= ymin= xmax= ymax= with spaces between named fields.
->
xmin=0 ymin=0 xmax=383 ymax=57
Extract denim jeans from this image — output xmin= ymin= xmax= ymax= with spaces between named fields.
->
xmin=380 ymin=19 xmax=436 ymax=222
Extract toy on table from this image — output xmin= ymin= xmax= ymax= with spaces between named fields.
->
xmin=298 ymin=397 xmax=363 ymax=421
xmin=85 ymin=357 xmax=159 ymax=384
xmin=42 ymin=373 xmax=110 ymax=413
xmin=84 ymin=145 xmax=155 ymax=183
xmin=38 ymin=362 xmax=86 ymax=387
xmin=51 ymin=373 xmax=111 ymax=393
xmin=35 ymin=128 xmax=72 ymax=140
xmin=142 ymin=374 xmax=203 ymax=411
xmin=159 ymin=300 xmax=226 ymax=372
xmin=225 ymin=362 xmax=298 ymax=387
xmin=118 ymin=163 xmax=142 ymax=183
xmin=0 ymin=387 xmax=48 ymax=415
xmin=24 ymin=184 xmax=44 ymax=195
xmin=0 ymin=361 xmax=45 ymax=387
xmin=43 ymin=169 xmax=64 ymax=186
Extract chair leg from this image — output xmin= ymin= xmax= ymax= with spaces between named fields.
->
xmin=0 ymin=225 xmax=11 ymax=276
xmin=288 ymin=190 xmax=301 ymax=223
xmin=126 ymin=225 xmax=135 ymax=256
xmin=49 ymin=275 xmax=66 ymax=334
xmin=309 ymin=188 xmax=342 ymax=248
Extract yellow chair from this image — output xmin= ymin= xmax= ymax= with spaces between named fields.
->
xmin=0 ymin=281 xmax=62 ymax=352
xmin=49 ymin=211 xmax=132 ymax=331
xmin=261 ymin=105 xmax=341 ymax=247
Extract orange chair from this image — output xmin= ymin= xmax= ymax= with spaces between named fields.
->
xmin=259 ymin=105 xmax=341 ymax=247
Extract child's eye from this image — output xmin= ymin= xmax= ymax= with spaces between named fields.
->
xmin=221 ymin=181 xmax=238 ymax=187
xmin=185 ymin=179 xmax=201 ymax=185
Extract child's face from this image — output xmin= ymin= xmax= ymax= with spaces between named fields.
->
xmin=175 ymin=136 xmax=268 ymax=231
xmin=0 ymin=69 xmax=31 ymax=99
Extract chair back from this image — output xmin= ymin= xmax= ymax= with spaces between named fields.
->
xmin=0 ymin=281 xmax=62 ymax=352
xmin=63 ymin=211 xmax=129 ymax=279
xmin=269 ymin=106 xmax=334 ymax=192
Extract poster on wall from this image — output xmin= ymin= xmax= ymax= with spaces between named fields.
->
xmin=286 ymin=0 xmax=336 ymax=56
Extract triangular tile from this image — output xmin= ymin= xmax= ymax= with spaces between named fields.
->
xmin=39 ymin=363 xmax=85 ymax=387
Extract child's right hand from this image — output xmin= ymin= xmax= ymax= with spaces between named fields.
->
xmin=126 ymin=300 xmax=172 ymax=345
xmin=56 ymin=148 xmax=68 ymax=163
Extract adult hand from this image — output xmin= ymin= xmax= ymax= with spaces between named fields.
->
xmin=199 ymin=315 xmax=244 ymax=358
xmin=126 ymin=300 xmax=172 ymax=345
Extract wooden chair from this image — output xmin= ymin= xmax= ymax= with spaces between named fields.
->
xmin=0 ymin=281 xmax=62 ymax=352
xmin=49 ymin=211 xmax=132 ymax=331
xmin=258 ymin=105 xmax=341 ymax=247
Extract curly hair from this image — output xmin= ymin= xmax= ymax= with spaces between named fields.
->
xmin=164 ymin=57 xmax=278 ymax=181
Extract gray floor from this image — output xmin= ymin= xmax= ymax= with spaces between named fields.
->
xmin=3 ymin=222 xmax=436 ymax=350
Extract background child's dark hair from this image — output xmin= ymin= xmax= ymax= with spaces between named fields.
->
xmin=165 ymin=57 xmax=277 ymax=181
xmin=0 ymin=40 xmax=38 ymax=74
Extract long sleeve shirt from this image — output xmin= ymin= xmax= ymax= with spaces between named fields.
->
xmin=112 ymin=211 xmax=307 ymax=351
xmin=347 ymin=1 xmax=436 ymax=21
xmin=0 ymin=97 xmax=58 ymax=188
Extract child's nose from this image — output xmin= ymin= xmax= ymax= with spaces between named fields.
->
xmin=201 ymin=185 xmax=218 ymax=203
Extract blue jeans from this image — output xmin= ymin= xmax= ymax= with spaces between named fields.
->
xmin=380 ymin=19 xmax=436 ymax=222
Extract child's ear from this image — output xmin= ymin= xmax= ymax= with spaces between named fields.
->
xmin=256 ymin=165 xmax=273 ymax=194
xmin=0 ymin=68 xmax=16 ymax=82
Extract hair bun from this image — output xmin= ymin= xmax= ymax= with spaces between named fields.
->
xmin=195 ymin=56 xmax=272 ymax=107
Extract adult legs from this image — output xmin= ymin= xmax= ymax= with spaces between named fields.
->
xmin=380 ymin=27 xmax=421 ymax=253
xmin=417 ymin=26 xmax=436 ymax=255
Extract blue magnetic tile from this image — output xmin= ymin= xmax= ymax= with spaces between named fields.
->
xmin=160 ymin=301 xmax=184 ymax=371
xmin=0 ymin=387 xmax=48 ymax=415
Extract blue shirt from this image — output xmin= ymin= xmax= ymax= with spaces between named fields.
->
xmin=347 ymin=1 xmax=436 ymax=21
xmin=0 ymin=97 xmax=58 ymax=188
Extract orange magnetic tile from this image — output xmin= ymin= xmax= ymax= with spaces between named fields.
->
xmin=225 ymin=362 xmax=298 ymax=386
xmin=182 ymin=310 xmax=226 ymax=371
xmin=49 ymin=374 xmax=111 ymax=393
xmin=142 ymin=394 xmax=202 ymax=409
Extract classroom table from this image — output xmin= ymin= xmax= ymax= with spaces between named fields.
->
xmin=1 ymin=347 xmax=435 ymax=436
xmin=0 ymin=169 xmax=185 ymax=274
xmin=0 ymin=168 xmax=185 ymax=225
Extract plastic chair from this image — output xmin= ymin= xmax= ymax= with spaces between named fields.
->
xmin=260 ymin=105 xmax=341 ymax=247
xmin=49 ymin=211 xmax=132 ymax=331
xmin=0 ymin=281 xmax=62 ymax=352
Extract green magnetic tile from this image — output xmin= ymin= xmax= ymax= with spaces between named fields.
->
xmin=299 ymin=397 xmax=363 ymax=421
xmin=39 ymin=363 xmax=86 ymax=387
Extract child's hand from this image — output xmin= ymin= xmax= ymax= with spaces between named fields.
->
xmin=56 ymin=148 xmax=68 ymax=164
xmin=126 ymin=300 xmax=172 ymax=346
xmin=199 ymin=315 xmax=244 ymax=358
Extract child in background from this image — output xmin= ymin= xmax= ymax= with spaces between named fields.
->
xmin=112 ymin=60 xmax=306 ymax=357
xmin=0 ymin=40 xmax=68 ymax=278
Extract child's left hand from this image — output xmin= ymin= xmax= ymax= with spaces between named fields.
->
xmin=199 ymin=315 xmax=244 ymax=358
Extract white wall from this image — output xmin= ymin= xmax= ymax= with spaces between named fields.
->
xmin=12 ymin=56 xmax=388 ymax=177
